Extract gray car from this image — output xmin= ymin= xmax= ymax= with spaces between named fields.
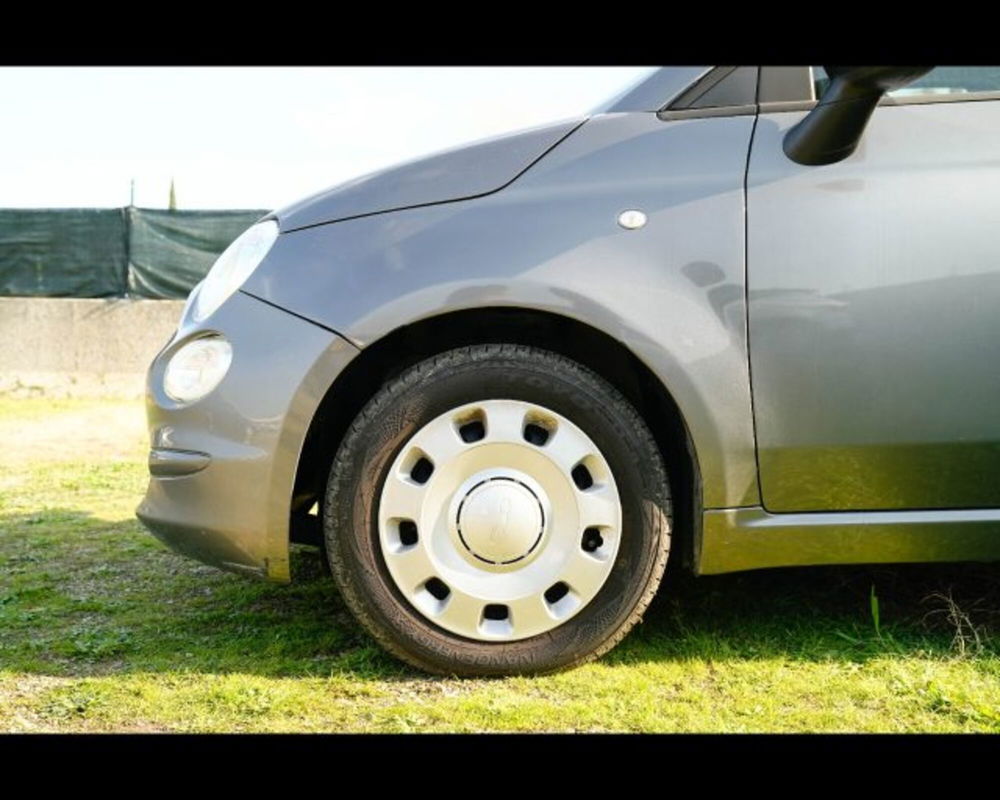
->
xmin=137 ymin=66 xmax=1000 ymax=676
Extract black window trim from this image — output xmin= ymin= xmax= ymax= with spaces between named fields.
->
xmin=659 ymin=65 xmax=760 ymax=121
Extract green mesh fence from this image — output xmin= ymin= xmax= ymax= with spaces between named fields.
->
xmin=0 ymin=207 xmax=267 ymax=299
xmin=0 ymin=209 xmax=128 ymax=297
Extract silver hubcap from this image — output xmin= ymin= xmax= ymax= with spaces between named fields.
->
xmin=378 ymin=399 xmax=622 ymax=642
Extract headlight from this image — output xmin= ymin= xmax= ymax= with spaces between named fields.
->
xmin=163 ymin=336 xmax=233 ymax=404
xmin=192 ymin=220 xmax=278 ymax=322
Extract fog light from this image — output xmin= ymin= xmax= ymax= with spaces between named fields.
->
xmin=163 ymin=336 xmax=233 ymax=404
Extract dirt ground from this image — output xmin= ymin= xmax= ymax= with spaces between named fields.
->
xmin=0 ymin=399 xmax=146 ymax=466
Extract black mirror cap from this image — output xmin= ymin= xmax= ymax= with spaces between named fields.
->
xmin=783 ymin=66 xmax=934 ymax=166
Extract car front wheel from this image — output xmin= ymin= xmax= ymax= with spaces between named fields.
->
xmin=324 ymin=344 xmax=672 ymax=676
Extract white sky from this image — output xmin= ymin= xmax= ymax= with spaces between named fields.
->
xmin=0 ymin=67 xmax=652 ymax=211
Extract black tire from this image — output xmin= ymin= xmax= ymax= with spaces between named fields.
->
xmin=323 ymin=344 xmax=671 ymax=676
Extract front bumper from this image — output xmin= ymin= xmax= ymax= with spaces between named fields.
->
xmin=136 ymin=290 xmax=358 ymax=582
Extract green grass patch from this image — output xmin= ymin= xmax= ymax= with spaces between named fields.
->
xmin=2 ymin=397 xmax=1000 ymax=731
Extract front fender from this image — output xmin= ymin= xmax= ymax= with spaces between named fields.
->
xmin=244 ymin=112 xmax=759 ymax=509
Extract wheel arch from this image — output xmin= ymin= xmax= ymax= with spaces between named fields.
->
xmin=290 ymin=306 xmax=702 ymax=573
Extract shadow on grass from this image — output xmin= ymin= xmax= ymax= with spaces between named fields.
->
xmin=3 ymin=508 xmax=1000 ymax=680
xmin=611 ymin=556 xmax=1000 ymax=668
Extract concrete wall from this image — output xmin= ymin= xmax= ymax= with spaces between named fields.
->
xmin=0 ymin=298 xmax=184 ymax=397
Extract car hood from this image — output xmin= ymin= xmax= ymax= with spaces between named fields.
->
xmin=275 ymin=117 xmax=586 ymax=232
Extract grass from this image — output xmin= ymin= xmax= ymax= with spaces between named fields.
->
xmin=2 ymin=397 xmax=1000 ymax=732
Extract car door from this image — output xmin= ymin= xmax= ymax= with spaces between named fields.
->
xmin=747 ymin=66 xmax=1000 ymax=512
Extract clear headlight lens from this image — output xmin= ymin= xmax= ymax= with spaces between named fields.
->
xmin=163 ymin=336 xmax=233 ymax=404
xmin=192 ymin=220 xmax=278 ymax=322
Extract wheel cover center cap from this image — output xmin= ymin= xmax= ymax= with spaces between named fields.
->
xmin=456 ymin=477 xmax=545 ymax=565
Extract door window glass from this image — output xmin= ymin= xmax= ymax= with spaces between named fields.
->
xmin=811 ymin=66 xmax=1000 ymax=100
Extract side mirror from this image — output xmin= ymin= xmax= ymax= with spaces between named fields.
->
xmin=783 ymin=66 xmax=934 ymax=166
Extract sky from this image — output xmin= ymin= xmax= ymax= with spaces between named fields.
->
xmin=0 ymin=67 xmax=653 ymax=211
